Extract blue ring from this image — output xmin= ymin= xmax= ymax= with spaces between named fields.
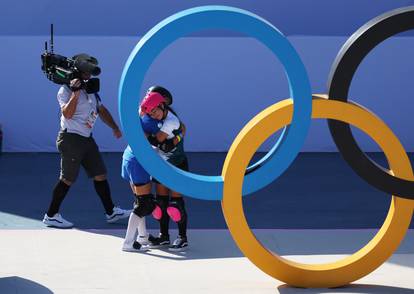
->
xmin=119 ymin=6 xmax=312 ymax=200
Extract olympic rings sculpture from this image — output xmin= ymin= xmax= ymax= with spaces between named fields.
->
xmin=119 ymin=5 xmax=414 ymax=288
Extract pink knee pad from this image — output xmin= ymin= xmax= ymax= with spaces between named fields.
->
xmin=167 ymin=206 xmax=182 ymax=223
xmin=152 ymin=205 xmax=162 ymax=220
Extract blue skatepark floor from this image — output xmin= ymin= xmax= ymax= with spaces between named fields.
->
xmin=1 ymin=152 xmax=412 ymax=230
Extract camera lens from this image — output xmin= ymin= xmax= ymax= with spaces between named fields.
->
xmin=76 ymin=60 xmax=101 ymax=76
xmin=91 ymin=66 xmax=101 ymax=76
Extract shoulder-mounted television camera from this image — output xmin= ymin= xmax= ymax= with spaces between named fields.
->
xmin=41 ymin=24 xmax=101 ymax=94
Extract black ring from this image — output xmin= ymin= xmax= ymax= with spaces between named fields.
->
xmin=327 ymin=6 xmax=414 ymax=199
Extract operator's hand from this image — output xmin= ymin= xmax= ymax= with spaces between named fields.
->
xmin=70 ymin=78 xmax=82 ymax=92
xmin=113 ymin=128 xmax=122 ymax=139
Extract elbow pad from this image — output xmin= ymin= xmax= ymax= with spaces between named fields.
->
xmin=159 ymin=138 xmax=176 ymax=152
xmin=147 ymin=135 xmax=159 ymax=147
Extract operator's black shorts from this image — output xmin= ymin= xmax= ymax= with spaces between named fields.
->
xmin=152 ymin=157 xmax=189 ymax=185
xmin=56 ymin=131 xmax=107 ymax=182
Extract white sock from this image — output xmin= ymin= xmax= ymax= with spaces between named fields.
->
xmin=137 ymin=216 xmax=147 ymax=239
xmin=123 ymin=213 xmax=140 ymax=247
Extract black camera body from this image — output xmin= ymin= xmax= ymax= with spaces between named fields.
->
xmin=41 ymin=52 xmax=100 ymax=94
xmin=41 ymin=25 xmax=101 ymax=94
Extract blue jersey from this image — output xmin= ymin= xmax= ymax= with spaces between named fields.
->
xmin=122 ymin=115 xmax=161 ymax=161
xmin=141 ymin=114 xmax=162 ymax=134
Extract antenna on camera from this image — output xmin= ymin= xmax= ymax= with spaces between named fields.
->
xmin=50 ymin=24 xmax=54 ymax=53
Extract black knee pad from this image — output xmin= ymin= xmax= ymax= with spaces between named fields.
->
xmin=155 ymin=195 xmax=169 ymax=210
xmin=167 ymin=197 xmax=187 ymax=224
xmin=133 ymin=194 xmax=156 ymax=217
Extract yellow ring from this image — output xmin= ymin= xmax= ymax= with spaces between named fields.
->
xmin=221 ymin=96 xmax=414 ymax=288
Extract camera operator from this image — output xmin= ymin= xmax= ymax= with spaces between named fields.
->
xmin=42 ymin=53 xmax=130 ymax=228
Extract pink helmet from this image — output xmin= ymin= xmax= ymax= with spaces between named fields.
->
xmin=140 ymin=92 xmax=166 ymax=114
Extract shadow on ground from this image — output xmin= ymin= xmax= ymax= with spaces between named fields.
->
xmin=278 ymin=284 xmax=414 ymax=293
xmin=0 ymin=276 xmax=53 ymax=294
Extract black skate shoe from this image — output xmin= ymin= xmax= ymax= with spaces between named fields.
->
xmin=168 ymin=236 xmax=188 ymax=252
xmin=148 ymin=234 xmax=170 ymax=249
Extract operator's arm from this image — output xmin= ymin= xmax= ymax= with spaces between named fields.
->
xmin=98 ymin=104 xmax=122 ymax=138
xmin=61 ymin=79 xmax=81 ymax=119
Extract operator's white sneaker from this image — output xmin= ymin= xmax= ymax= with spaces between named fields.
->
xmin=106 ymin=206 xmax=131 ymax=223
xmin=42 ymin=213 xmax=74 ymax=228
